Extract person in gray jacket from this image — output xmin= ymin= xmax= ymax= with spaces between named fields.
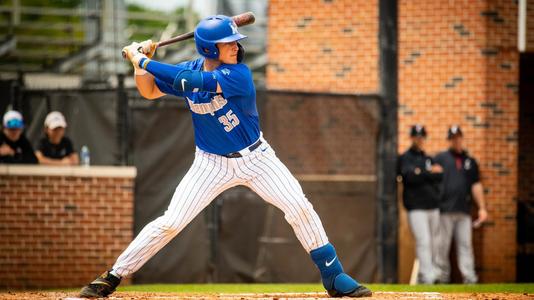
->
xmin=434 ymin=125 xmax=488 ymax=283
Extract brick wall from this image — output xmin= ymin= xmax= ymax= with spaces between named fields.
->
xmin=0 ymin=166 xmax=135 ymax=289
xmin=267 ymin=0 xmax=378 ymax=93
xmin=268 ymin=0 xmax=519 ymax=282
xmin=398 ymin=0 xmax=518 ymax=282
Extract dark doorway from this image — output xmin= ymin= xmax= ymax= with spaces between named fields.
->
xmin=517 ymin=52 xmax=534 ymax=282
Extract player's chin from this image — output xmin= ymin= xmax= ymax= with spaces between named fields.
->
xmin=222 ymin=55 xmax=238 ymax=64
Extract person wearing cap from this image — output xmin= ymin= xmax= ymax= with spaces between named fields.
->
xmin=35 ymin=111 xmax=78 ymax=165
xmin=397 ymin=125 xmax=443 ymax=284
xmin=434 ymin=125 xmax=488 ymax=283
xmin=0 ymin=110 xmax=38 ymax=164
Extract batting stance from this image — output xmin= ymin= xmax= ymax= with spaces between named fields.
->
xmin=80 ymin=15 xmax=372 ymax=298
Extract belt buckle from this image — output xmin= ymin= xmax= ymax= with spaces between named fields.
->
xmin=225 ymin=152 xmax=242 ymax=158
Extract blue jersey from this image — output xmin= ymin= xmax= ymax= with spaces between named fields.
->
xmin=155 ymin=58 xmax=260 ymax=155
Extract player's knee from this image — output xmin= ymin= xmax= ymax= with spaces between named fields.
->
xmin=284 ymin=213 xmax=298 ymax=227
xmin=154 ymin=215 xmax=181 ymax=234
xmin=285 ymin=199 xmax=315 ymax=224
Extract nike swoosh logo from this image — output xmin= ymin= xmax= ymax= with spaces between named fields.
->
xmin=325 ymin=256 xmax=337 ymax=267
xmin=181 ymin=78 xmax=187 ymax=91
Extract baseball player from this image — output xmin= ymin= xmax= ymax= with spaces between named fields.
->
xmin=80 ymin=15 xmax=371 ymax=298
xmin=398 ymin=125 xmax=442 ymax=283
xmin=434 ymin=126 xmax=487 ymax=283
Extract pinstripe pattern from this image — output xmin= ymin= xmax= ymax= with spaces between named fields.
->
xmin=112 ymin=140 xmax=329 ymax=277
xmin=235 ymin=146 xmax=328 ymax=251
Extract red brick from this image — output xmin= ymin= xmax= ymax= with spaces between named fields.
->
xmin=0 ymin=174 xmax=134 ymax=289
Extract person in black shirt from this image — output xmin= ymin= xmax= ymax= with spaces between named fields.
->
xmin=35 ymin=111 xmax=79 ymax=165
xmin=0 ymin=110 xmax=38 ymax=164
xmin=434 ymin=125 xmax=488 ymax=283
xmin=398 ymin=124 xmax=443 ymax=283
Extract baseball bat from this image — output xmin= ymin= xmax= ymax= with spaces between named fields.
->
xmin=121 ymin=12 xmax=256 ymax=59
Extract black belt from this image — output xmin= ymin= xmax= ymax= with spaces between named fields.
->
xmin=223 ymin=140 xmax=263 ymax=158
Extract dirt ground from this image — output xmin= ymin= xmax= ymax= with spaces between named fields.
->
xmin=0 ymin=291 xmax=532 ymax=300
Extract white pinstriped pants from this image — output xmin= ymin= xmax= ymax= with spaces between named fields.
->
xmin=112 ymin=139 xmax=329 ymax=277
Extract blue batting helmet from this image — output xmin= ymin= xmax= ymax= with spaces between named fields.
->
xmin=194 ymin=15 xmax=247 ymax=59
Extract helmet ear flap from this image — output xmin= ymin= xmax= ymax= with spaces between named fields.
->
xmin=237 ymin=42 xmax=245 ymax=63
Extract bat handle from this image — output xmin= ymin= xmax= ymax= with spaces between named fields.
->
xmin=121 ymin=42 xmax=159 ymax=60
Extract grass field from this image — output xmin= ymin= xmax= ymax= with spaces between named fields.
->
xmin=2 ymin=283 xmax=533 ymax=299
xmin=117 ymin=283 xmax=534 ymax=294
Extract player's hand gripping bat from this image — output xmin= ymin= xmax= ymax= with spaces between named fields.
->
xmin=121 ymin=12 xmax=256 ymax=59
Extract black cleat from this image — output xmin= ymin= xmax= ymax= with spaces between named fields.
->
xmin=80 ymin=271 xmax=121 ymax=298
xmin=328 ymin=285 xmax=373 ymax=298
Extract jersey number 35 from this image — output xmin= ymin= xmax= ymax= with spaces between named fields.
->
xmin=218 ymin=110 xmax=240 ymax=132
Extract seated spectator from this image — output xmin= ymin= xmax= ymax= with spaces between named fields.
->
xmin=35 ymin=111 xmax=79 ymax=165
xmin=0 ymin=110 xmax=38 ymax=164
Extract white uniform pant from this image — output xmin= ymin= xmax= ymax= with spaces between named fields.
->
xmin=407 ymin=208 xmax=440 ymax=284
xmin=112 ymin=140 xmax=329 ymax=277
xmin=435 ymin=212 xmax=478 ymax=283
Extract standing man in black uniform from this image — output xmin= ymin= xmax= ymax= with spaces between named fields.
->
xmin=398 ymin=125 xmax=443 ymax=284
xmin=434 ymin=125 xmax=488 ymax=283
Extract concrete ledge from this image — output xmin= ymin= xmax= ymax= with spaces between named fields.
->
xmin=0 ymin=164 xmax=136 ymax=178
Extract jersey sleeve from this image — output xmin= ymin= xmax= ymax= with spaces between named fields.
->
xmin=469 ymin=157 xmax=481 ymax=184
xmin=214 ymin=64 xmax=253 ymax=99
xmin=153 ymin=61 xmax=192 ymax=97
xmin=155 ymin=77 xmax=183 ymax=96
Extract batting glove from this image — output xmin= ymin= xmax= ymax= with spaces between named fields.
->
xmin=122 ymin=42 xmax=149 ymax=75
xmin=139 ymin=39 xmax=156 ymax=58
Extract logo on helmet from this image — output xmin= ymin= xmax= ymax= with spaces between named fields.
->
xmin=229 ymin=22 xmax=238 ymax=35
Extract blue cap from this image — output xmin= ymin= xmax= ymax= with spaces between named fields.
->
xmin=3 ymin=110 xmax=24 ymax=129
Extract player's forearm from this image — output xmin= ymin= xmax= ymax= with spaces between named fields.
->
xmin=35 ymin=152 xmax=64 ymax=165
xmin=135 ymin=74 xmax=164 ymax=100
xmin=142 ymin=59 xmax=182 ymax=84
xmin=471 ymin=182 xmax=486 ymax=210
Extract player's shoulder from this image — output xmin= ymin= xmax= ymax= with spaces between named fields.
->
xmin=434 ymin=150 xmax=453 ymax=163
xmin=177 ymin=58 xmax=204 ymax=70
xmin=216 ymin=63 xmax=251 ymax=77
xmin=398 ymin=150 xmax=409 ymax=160
xmin=464 ymin=152 xmax=478 ymax=163
xmin=434 ymin=151 xmax=448 ymax=161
